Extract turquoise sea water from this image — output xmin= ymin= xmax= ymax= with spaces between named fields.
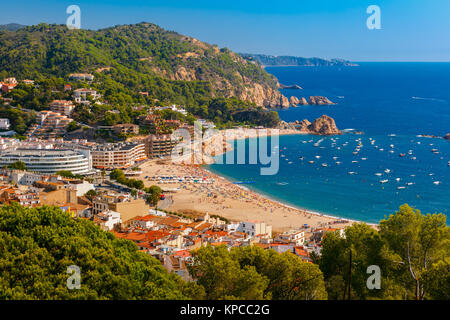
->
xmin=207 ymin=63 xmax=450 ymax=223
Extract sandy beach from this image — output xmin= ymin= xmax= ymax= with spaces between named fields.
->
xmin=137 ymin=158 xmax=354 ymax=233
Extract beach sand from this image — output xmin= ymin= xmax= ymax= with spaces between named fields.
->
xmin=137 ymin=159 xmax=353 ymax=233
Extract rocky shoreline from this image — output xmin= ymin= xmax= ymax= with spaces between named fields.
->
xmin=289 ymin=95 xmax=335 ymax=107
xmin=278 ymin=115 xmax=342 ymax=135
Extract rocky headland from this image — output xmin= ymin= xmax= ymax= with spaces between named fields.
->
xmin=278 ymin=115 xmax=342 ymax=135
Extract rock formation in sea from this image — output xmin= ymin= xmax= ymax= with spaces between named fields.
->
xmin=289 ymin=96 xmax=308 ymax=106
xmin=278 ymin=115 xmax=342 ymax=135
xmin=308 ymin=96 xmax=335 ymax=105
xmin=307 ymin=115 xmax=342 ymax=135
xmin=290 ymin=96 xmax=300 ymax=106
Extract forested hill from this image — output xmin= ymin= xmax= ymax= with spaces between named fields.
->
xmin=240 ymin=53 xmax=358 ymax=67
xmin=0 ymin=23 xmax=288 ymax=108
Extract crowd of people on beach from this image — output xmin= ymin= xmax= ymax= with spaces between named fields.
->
xmin=141 ymin=162 xmax=351 ymax=230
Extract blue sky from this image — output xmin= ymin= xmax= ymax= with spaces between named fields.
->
xmin=1 ymin=0 xmax=449 ymax=61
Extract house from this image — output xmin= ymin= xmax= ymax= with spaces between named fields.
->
xmin=113 ymin=123 xmax=139 ymax=135
xmin=69 ymin=73 xmax=94 ymax=81
xmin=92 ymin=194 xmax=149 ymax=222
xmin=73 ymin=88 xmax=100 ymax=103
xmin=94 ymin=210 xmax=121 ymax=230
xmin=237 ymin=221 xmax=272 ymax=238
xmin=277 ymin=230 xmax=305 ymax=245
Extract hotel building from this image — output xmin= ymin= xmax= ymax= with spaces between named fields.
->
xmin=145 ymin=134 xmax=178 ymax=159
xmin=91 ymin=142 xmax=147 ymax=169
xmin=0 ymin=149 xmax=92 ymax=175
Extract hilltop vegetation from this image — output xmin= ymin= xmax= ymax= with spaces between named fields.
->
xmin=0 ymin=23 xmax=284 ymax=108
xmin=0 ymin=23 xmax=283 ymax=128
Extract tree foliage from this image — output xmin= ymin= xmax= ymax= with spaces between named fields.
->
xmin=0 ymin=203 xmax=202 ymax=299
xmin=317 ymin=204 xmax=449 ymax=300
xmin=188 ymin=245 xmax=327 ymax=300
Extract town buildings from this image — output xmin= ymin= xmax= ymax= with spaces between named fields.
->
xmin=35 ymin=111 xmax=73 ymax=137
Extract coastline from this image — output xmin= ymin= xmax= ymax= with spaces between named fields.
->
xmin=204 ymin=165 xmax=377 ymax=227
xmin=137 ymin=160 xmax=359 ymax=234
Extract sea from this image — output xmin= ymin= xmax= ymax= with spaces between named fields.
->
xmin=207 ymin=63 xmax=450 ymax=224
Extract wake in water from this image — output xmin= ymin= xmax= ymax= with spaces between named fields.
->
xmin=412 ymin=96 xmax=448 ymax=103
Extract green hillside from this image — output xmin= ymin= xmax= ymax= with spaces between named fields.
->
xmin=0 ymin=23 xmax=281 ymax=108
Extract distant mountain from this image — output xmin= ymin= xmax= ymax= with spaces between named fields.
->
xmin=240 ymin=53 xmax=358 ymax=67
xmin=0 ymin=23 xmax=26 ymax=31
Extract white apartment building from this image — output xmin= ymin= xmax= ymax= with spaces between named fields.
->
xmin=73 ymin=88 xmax=100 ymax=104
xmin=277 ymin=230 xmax=305 ymax=245
xmin=96 ymin=210 xmax=122 ymax=230
xmin=0 ymin=149 xmax=92 ymax=175
xmin=237 ymin=221 xmax=272 ymax=238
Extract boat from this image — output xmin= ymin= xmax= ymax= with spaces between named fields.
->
xmin=322 ymin=163 xmax=328 ymax=167
xmin=384 ymin=169 xmax=391 ymax=173
xmin=315 ymin=155 xmax=321 ymax=159
xmin=308 ymin=161 xmax=314 ymax=164
xmin=348 ymin=172 xmax=356 ymax=175
xmin=380 ymin=180 xmax=389 ymax=184
xmin=375 ymin=173 xmax=382 ymax=176
xmin=299 ymin=156 xmax=304 ymax=160
xmin=399 ymin=153 xmax=406 ymax=157
xmin=433 ymin=181 xmax=441 ymax=185
xmin=396 ymin=178 xmax=401 ymax=182
xmin=397 ymin=186 xmax=406 ymax=190
xmin=336 ymin=161 xmax=342 ymax=165
xmin=407 ymin=182 xmax=414 ymax=186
